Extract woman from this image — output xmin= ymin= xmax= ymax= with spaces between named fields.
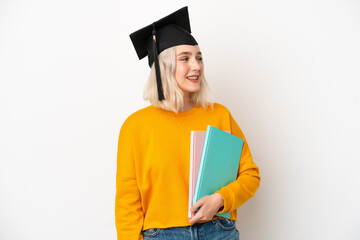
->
xmin=115 ymin=7 xmax=260 ymax=240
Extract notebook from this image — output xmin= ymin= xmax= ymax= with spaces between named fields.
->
xmin=188 ymin=131 xmax=207 ymax=218
xmin=192 ymin=125 xmax=244 ymax=218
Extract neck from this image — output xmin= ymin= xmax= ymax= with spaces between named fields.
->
xmin=179 ymin=93 xmax=194 ymax=112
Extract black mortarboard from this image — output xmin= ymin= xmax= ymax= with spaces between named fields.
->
xmin=130 ymin=6 xmax=198 ymax=100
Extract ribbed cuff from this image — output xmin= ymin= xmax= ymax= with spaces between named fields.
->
xmin=215 ymin=187 xmax=234 ymax=213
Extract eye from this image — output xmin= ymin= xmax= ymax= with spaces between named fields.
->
xmin=180 ymin=57 xmax=189 ymax=62
xmin=197 ymin=57 xmax=203 ymax=62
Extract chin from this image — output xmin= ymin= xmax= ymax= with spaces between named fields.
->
xmin=180 ymin=85 xmax=201 ymax=94
xmin=189 ymin=88 xmax=201 ymax=93
xmin=188 ymin=84 xmax=201 ymax=92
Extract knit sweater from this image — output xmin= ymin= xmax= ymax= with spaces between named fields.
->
xmin=115 ymin=103 xmax=260 ymax=240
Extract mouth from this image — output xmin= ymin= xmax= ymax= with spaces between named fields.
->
xmin=186 ymin=75 xmax=200 ymax=83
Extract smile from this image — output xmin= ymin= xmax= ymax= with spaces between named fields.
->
xmin=186 ymin=75 xmax=199 ymax=82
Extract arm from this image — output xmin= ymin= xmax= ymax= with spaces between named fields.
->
xmin=115 ymin=121 xmax=144 ymax=240
xmin=215 ymin=112 xmax=261 ymax=214
xmin=189 ymin=112 xmax=260 ymax=223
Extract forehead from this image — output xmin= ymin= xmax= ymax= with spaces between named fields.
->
xmin=175 ymin=45 xmax=201 ymax=54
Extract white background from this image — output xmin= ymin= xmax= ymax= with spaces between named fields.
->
xmin=1 ymin=0 xmax=360 ymax=239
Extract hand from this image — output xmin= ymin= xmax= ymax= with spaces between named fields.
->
xmin=189 ymin=193 xmax=224 ymax=224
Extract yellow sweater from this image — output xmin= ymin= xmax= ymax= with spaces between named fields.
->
xmin=115 ymin=103 xmax=260 ymax=240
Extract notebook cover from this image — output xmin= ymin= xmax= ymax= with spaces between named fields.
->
xmin=188 ymin=131 xmax=206 ymax=218
xmin=193 ymin=125 xmax=244 ymax=218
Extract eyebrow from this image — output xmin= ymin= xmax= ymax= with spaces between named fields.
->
xmin=177 ymin=51 xmax=202 ymax=56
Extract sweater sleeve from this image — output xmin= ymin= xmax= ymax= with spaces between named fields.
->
xmin=215 ymin=112 xmax=261 ymax=214
xmin=115 ymin=120 xmax=144 ymax=240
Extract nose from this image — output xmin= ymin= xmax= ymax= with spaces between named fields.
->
xmin=190 ymin=58 xmax=202 ymax=71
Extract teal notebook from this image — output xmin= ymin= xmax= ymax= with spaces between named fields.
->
xmin=193 ymin=125 xmax=244 ymax=218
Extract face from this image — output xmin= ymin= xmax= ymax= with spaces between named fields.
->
xmin=175 ymin=45 xmax=203 ymax=96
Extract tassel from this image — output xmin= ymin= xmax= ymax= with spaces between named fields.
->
xmin=152 ymin=23 xmax=165 ymax=101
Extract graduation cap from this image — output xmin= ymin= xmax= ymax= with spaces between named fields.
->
xmin=130 ymin=6 xmax=198 ymax=101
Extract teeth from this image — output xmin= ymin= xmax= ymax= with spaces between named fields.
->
xmin=187 ymin=76 xmax=198 ymax=80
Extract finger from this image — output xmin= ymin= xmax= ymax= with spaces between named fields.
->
xmin=189 ymin=209 xmax=204 ymax=224
xmin=191 ymin=197 xmax=205 ymax=212
xmin=190 ymin=204 xmax=200 ymax=214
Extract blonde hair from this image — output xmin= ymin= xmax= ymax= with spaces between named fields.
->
xmin=143 ymin=46 xmax=214 ymax=113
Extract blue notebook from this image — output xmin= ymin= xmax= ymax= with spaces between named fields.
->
xmin=193 ymin=125 xmax=244 ymax=218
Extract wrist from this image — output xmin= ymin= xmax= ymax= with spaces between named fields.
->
xmin=214 ymin=192 xmax=224 ymax=209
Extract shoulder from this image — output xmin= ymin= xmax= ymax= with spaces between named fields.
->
xmin=126 ymin=105 xmax=153 ymax=120
xmin=211 ymin=102 xmax=231 ymax=115
xmin=120 ymin=105 xmax=154 ymax=131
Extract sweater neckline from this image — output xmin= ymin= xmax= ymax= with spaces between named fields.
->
xmin=150 ymin=105 xmax=200 ymax=116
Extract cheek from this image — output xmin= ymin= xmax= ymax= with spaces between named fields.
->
xmin=175 ymin=64 xmax=187 ymax=79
